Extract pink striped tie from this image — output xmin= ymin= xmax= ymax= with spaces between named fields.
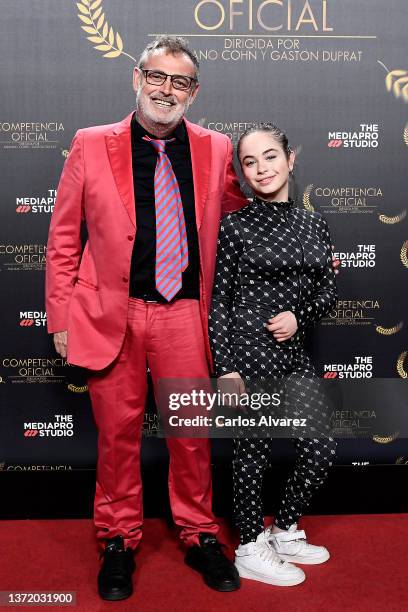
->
xmin=143 ymin=136 xmax=189 ymax=301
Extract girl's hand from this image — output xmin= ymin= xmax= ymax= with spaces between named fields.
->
xmin=217 ymin=372 xmax=246 ymax=407
xmin=265 ymin=311 xmax=298 ymax=342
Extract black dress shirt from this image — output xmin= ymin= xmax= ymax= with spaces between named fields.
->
xmin=129 ymin=114 xmax=199 ymax=301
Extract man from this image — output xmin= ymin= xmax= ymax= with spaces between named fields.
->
xmin=46 ymin=36 xmax=245 ymax=600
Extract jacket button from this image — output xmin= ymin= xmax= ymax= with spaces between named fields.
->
xmin=122 ymin=277 xmax=128 ymax=283
xmin=127 ymin=235 xmax=134 ymax=241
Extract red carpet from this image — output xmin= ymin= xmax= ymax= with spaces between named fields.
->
xmin=1 ymin=515 xmax=407 ymax=611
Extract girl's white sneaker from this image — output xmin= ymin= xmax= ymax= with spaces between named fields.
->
xmin=266 ymin=524 xmax=330 ymax=565
xmin=235 ymin=531 xmax=306 ymax=586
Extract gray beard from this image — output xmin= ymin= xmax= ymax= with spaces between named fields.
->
xmin=135 ymin=89 xmax=190 ymax=134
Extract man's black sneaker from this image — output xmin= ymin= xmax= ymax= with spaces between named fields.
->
xmin=97 ymin=535 xmax=135 ymax=601
xmin=185 ymin=533 xmax=240 ymax=592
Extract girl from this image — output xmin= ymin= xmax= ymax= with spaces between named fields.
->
xmin=209 ymin=124 xmax=337 ymax=586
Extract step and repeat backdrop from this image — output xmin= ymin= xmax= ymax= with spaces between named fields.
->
xmin=1 ymin=0 xmax=407 ymax=472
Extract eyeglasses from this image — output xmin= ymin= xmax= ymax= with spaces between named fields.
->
xmin=140 ymin=69 xmax=198 ymax=91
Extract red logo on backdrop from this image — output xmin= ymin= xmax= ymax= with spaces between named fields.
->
xmin=323 ymin=371 xmax=338 ymax=379
xmin=328 ymin=140 xmax=343 ymax=148
xmin=20 ymin=319 xmax=34 ymax=327
xmin=24 ymin=430 xmax=39 ymax=437
xmin=16 ymin=205 xmax=31 ymax=213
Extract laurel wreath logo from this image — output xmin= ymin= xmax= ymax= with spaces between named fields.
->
xmin=303 ymin=184 xmax=315 ymax=212
xmin=76 ymin=0 xmax=136 ymax=61
xmin=379 ymin=210 xmax=407 ymax=224
xmin=378 ymin=61 xmax=408 ymax=103
xmin=376 ymin=322 xmax=403 ymax=335
xmin=67 ymin=383 xmax=88 ymax=393
xmin=397 ymin=351 xmax=407 ymax=378
xmin=404 ymin=123 xmax=408 ymax=146
xmin=373 ymin=432 xmax=399 ymax=444
xmin=400 ymin=241 xmax=408 ymax=268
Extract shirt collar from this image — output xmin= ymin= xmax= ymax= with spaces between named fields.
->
xmin=131 ymin=112 xmax=186 ymax=142
xmin=252 ymin=195 xmax=294 ymax=210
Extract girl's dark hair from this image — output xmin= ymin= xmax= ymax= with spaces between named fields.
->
xmin=237 ymin=123 xmax=292 ymax=161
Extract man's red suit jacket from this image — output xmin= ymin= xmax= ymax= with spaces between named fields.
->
xmin=46 ymin=112 xmax=246 ymax=371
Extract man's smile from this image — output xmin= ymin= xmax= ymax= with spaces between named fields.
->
xmin=151 ymin=97 xmax=176 ymax=108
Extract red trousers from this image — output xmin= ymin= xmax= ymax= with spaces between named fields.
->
xmin=87 ymin=298 xmax=218 ymax=549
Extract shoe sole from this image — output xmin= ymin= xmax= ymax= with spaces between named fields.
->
xmin=204 ymin=577 xmax=240 ymax=592
xmin=235 ymin=563 xmax=305 ymax=586
xmin=98 ymin=586 xmax=133 ymax=601
xmin=277 ymin=551 xmax=331 ymax=565
xmin=184 ymin=559 xmax=240 ymax=592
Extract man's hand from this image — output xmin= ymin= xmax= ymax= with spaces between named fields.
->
xmin=217 ymin=372 xmax=246 ymax=407
xmin=265 ymin=311 xmax=298 ymax=342
xmin=53 ymin=331 xmax=68 ymax=358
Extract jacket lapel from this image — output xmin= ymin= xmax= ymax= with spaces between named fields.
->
xmin=105 ymin=114 xmax=212 ymax=230
xmin=185 ymin=119 xmax=211 ymax=230
xmin=105 ymin=112 xmax=136 ymax=227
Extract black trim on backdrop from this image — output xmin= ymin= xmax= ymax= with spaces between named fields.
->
xmin=1 ymin=466 xmax=407 ymax=520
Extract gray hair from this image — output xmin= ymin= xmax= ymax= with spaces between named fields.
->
xmin=137 ymin=36 xmax=199 ymax=81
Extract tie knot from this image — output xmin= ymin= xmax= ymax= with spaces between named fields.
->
xmin=143 ymin=136 xmax=174 ymax=154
